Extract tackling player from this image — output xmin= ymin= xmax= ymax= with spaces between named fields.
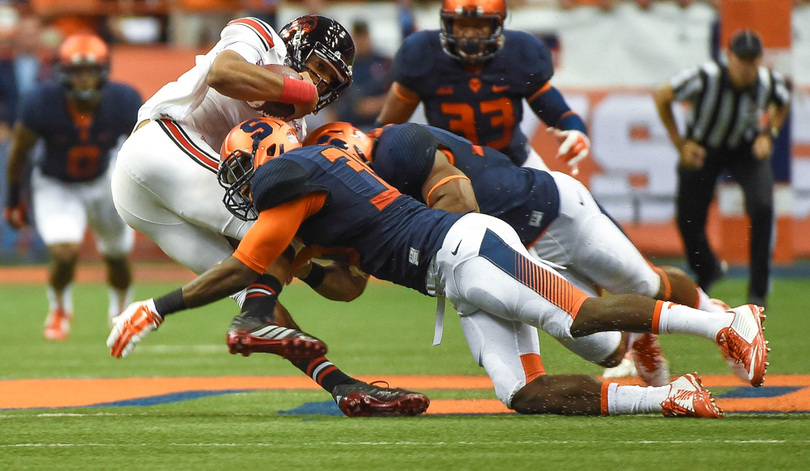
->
xmin=376 ymin=0 xmax=589 ymax=172
xmin=107 ymin=117 xmax=769 ymax=418
xmin=109 ymin=15 xmax=427 ymax=416
xmin=3 ymin=33 xmax=141 ymax=339
xmin=304 ymin=122 xmax=745 ymax=387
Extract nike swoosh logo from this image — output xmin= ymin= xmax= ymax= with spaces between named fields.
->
xmin=451 ymin=240 xmax=462 ymax=256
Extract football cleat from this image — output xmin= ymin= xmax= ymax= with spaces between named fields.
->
xmin=43 ymin=308 xmax=72 ymax=341
xmin=630 ymin=333 xmax=671 ymax=387
xmin=602 ymin=355 xmax=637 ymax=379
xmin=332 ymin=381 xmax=430 ymax=417
xmin=660 ymin=373 xmax=723 ymax=418
xmin=226 ymin=314 xmax=326 ymax=359
xmin=716 ymin=304 xmax=768 ymax=387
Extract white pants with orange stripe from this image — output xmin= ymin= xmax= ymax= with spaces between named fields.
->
xmin=531 ymin=171 xmax=661 ymax=298
xmin=429 ymin=213 xmax=621 ymax=406
xmin=111 ymin=120 xmax=253 ymax=275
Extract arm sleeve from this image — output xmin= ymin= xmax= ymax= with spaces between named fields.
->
xmin=234 ymin=193 xmax=327 ymax=274
xmin=527 ymin=84 xmax=587 ymax=134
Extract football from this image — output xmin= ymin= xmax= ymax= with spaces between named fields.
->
xmin=248 ymin=64 xmax=300 ymax=118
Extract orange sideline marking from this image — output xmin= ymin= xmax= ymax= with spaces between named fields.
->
xmin=2 ymin=375 xmax=810 ymax=413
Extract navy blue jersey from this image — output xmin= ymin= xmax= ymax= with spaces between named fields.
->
xmin=19 ymin=81 xmax=141 ymax=182
xmin=251 ymin=145 xmax=463 ymax=294
xmin=392 ymin=30 xmax=553 ymax=165
xmin=372 ymin=123 xmax=559 ymax=247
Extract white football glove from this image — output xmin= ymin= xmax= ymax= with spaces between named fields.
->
xmin=553 ymin=128 xmax=590 ymax=171
xmin=107 ymin=299 xmax=163 ymax=358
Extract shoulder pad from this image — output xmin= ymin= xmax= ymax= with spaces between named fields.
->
xmin=374 ymin=124 xmax=438 ymax=199
xmin=505 ymin=31 xmax=554 ymax=83
xmin=392 ymin=31 xmax=438 ymax=82
xmin=251 ymin=157 xmax=323 ymax=211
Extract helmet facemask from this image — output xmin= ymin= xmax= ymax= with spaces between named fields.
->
xmin=218 ymin=142 xmax=261 ymax=221
xmin=440 ymin=2 xmax=505 ymax=63
xmin=280 ymin=15 xmax=355 ymax=112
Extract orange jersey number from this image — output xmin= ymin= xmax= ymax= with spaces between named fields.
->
xmin=440 ymin=98 xmax=515 ymax=150
xmin=66 ymin=144 xmax=101 ymax=179
xmin=319 ymin=147 xmax=401 ymax=211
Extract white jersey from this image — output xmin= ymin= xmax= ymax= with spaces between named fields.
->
xmin=138 ymin=17 xmax=305 ymax=148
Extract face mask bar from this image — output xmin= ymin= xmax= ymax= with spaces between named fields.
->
xmin=217 ymin=148 xmax=259 ymax=221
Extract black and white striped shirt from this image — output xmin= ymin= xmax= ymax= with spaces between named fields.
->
xmin=670 ymin=61 xmax=790 ymax=150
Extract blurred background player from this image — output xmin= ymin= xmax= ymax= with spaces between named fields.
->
xmin=376 ymin=0 xmax=590 ymax=172
xmin=327 ymin=19 xmax=392 ymax=132
xmin=654 ymin=30 xmax=790 ymax=308
xmin=0 ymin=11 xmax=55 ymax=260
xmin=3 ymin=33 xmax=141 ymax=339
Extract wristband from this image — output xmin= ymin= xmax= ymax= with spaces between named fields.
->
xmin=301 ymin=262 xmax=326 ymax=289
xmin=279 ymin=76 xmax=317 ymax=106
xmin=153 ymin=288 xmax=187 ymax=316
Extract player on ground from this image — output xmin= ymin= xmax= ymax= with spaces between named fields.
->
xmin=4 ymin=33 xmax=141 ymax=339
xmin=376 ymin=0 xmax=589 ymax=172
xmin=107 ymin=117 xmax=769 ymax=418
xmin=110 ymin=15 xmax=426 ymax=415
xmin=304 ymin=122 xmax=742 ymax=387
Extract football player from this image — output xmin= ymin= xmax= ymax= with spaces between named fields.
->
xmin=4 ymin=33 xmax=142 ymax=339
xmin=107 ymin=116 xmax=769 ymax=418
xmin=110 ymin=15 xmax=427 ymax=416
xmin=376 ymin=0 xmax=589 ymax=172
xmin=304 ymin=122 xmax=743 ymax=387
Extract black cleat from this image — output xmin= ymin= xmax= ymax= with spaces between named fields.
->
xmin=332 ymin=381 xmax=430 ymax=417
xmin=226 ymin=314 xmax=327 ymax=359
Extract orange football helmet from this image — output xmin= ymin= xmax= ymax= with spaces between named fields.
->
xmin=57 ymin=33 xmax=110 ymax=100
xmin=440 ymin=0 xmax=506 ymax=63
xmin=218 ymin=117 xmax=302 ymax=220
xmin=303 ymin=122 xmax=375 ymax=164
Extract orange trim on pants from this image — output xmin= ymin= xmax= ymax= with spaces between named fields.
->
xmin=651 ymin=300 xmax=666 ymax=335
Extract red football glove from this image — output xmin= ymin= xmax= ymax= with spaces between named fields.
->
xmin=107 ymin=299 xmax=164 ymax=358
xmin=551 ymin=129 xmax=590 ymax=173
xmin=3 ymin=204 xmax=28 ymax=229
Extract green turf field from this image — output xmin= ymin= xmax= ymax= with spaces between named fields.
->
xmin=1 ymin=270 xmax=809 ymax=470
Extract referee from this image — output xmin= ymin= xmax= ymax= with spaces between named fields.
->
xmin=654 ymin=30 xmax=790 ymax=308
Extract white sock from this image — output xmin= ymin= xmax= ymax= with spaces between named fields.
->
xmin=657 ymin=301 xmax=733 ymax=340
xmin=696 ymin=288 xmax=727 ymax=313
xmin=605 ymin=382 xmax=670 ymax=415
xmin=108 ymin=286 xmax=134 ymax=317
xmin=47 ymin=284 xmax=73 ymax=313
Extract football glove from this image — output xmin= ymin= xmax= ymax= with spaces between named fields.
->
xmin=107 ymin=299 xmax=163 ymax=358
xmin=553 ymin=129 xmax=590 ymax=169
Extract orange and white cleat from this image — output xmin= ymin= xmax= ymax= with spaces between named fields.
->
xmin=660 ymin=373 xmax=723 ymax=418
xmin=716 ymin=304 xmax=768 ymax=387
xmin=43 ymin=308 xmax=72 ymax=340
xmin=630 ymin=333 xmax=671 ymax=387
